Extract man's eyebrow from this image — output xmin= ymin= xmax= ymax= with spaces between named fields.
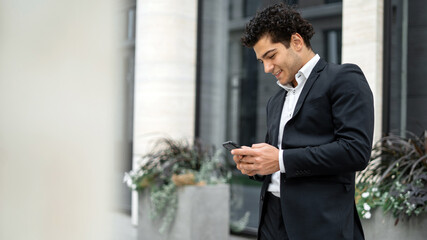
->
xmin=258 ymin=49 xmax=276 ymax=61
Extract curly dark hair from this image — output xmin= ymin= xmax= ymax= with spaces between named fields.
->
xmin=241 ymin=3 xmax=314 ymax=48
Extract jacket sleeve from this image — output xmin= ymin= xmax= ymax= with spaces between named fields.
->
xmin=282 ymin=64 xmax=374 ymax=178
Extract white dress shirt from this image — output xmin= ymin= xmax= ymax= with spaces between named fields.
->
xmin=268 ymin=54 xmax=320 ymax=197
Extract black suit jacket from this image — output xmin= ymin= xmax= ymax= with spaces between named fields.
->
xmin=256 ymin=58 xmax=374 ymax=240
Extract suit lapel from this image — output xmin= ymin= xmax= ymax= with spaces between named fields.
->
xmin=270 ymin=90 xmax=287 ymax=147
xmin=292 ymin=58 xmax=327 ymax=118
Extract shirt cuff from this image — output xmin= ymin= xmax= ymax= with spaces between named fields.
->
xmin=279 ymin=149 xmax=285 ymax=173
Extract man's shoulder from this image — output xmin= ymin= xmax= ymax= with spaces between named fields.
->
xmin=323 ymin=61 xmax=363 ymax=75
xmin=321 ymin=62 xmax=369 ymax=94
xmin=318 ymin=62 xmax=366 ymax=86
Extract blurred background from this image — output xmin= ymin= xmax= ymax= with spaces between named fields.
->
xmin=1 ymin=0 xmax=426 ymax=239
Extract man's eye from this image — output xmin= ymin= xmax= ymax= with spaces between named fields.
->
xmin=269 ymin=54 xmax=276 ymax=59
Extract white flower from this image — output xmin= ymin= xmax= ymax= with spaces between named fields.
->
xmin=123 ymin=173 xmax=135 ymax=188
xmin=363 ymin=211 xmax=371 ymax=219
xmin=123 ymin=173 xmax=130 ymax=183
xmin=361 ymin=192 xmax=370 ymax=198
xmin=363 ymin=203 xmax=371 ymax=211
xmin=127 ymin=178 xmax=134 ymax=188
xmin=372 ymin=187 xmax=378 ymax=192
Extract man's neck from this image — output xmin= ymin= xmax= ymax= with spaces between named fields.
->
xmin=292 ymin=50 xmax=316 ymax=87
xmin=302 ymin=50 xmax=316 ymax=66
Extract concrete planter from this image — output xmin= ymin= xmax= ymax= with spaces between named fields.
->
xmin=138 ymin=184 xmax=230 ymax=240
xmin=361 ymin=209 xmax=427 ymax=240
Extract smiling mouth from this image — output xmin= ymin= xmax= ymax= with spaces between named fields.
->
xmin=274 ymin=70 xmax=282 ymax=79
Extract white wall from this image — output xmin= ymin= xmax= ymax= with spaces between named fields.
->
xmin=0 ymin=1 xmax=123 ymax=239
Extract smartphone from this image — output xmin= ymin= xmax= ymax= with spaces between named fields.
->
xmin=222 ymin=141 xmax=241 ymax=151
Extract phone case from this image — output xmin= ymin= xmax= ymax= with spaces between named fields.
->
xmin=222 ymin=141 xmax=240 ymax=151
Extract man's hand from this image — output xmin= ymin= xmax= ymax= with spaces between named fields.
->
xmin=232 ymin=146 xmax=257 ymax=176
xmin=231 ymin=143 xmax=280 ymax=176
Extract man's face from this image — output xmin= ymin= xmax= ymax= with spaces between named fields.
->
xmin=253 ymin=35 xmax=302 ymax=86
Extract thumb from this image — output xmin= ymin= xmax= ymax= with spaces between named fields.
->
xmin=252 ymin=143 xmax=268 ymax=148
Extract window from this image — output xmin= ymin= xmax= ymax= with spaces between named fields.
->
xmin=383 ymin=0 xmax=427 ymax=135
xmin=324 ymin=29 xmax=342 ymax=64
xmin=325 ymin=0 xmax=342 ymax=3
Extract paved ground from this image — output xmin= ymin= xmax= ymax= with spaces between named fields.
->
xmin=112 ymin=211 xmax=257 ymax=240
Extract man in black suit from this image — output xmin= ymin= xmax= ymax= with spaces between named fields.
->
xmin=230 ymin=4 xmax=374 ymax=240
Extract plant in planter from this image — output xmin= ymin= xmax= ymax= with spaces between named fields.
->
xmin=355 ymin=130 xmax=427 ymax=224
xmin=124 ymin=138 xmax=232 ymax=233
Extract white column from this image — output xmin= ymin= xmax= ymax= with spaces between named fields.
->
xmin=132 ymin=0 xmax=198 ymax=224
xmin=342 ymin=0 xmax=384 ymax=142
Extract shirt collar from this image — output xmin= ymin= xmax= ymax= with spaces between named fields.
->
xmin=277 ymin=54 xmax=320 ymax=91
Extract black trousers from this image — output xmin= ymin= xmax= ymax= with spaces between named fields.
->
xmin=259 ymin=192 xmax=289 ymax=240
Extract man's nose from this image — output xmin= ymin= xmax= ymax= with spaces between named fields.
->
xmin=264 ymin=61 xmax=273 ymax=73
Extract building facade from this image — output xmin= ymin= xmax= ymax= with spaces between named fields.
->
xmin=123 ymin=0 xmax=427 ymax=234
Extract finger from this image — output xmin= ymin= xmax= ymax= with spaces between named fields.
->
xmin=239 ymin=155 xmax=257 ymax=164
xmin=240 ymin=168 xmax=249 ymax=175
xmin=231 ymin=147 xmax=256 ymax=156
xmin=235 ymin=146 xmax=251 ymax=156
xmin=244 ymin=163 xmax=255 ymax=172
xmin=231 ymin=145 xmax=250 ymax=155
xmin=252 ymin=143 xmax=268 ymax=148
xmin=233 ymin=159 xmax=240 ymax=166
xmin=240 ymin=162 xmax=257 ymax=172
xmin=233 ymin=155 xmax=241 ymax=164
xmin=241 ymin=168 xmax=256 ymax=176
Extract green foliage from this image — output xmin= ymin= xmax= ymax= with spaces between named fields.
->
xmin=356 ymin=131 xmax=427 ymax=223
xmin=124 ymin=138 xmax=231 ymax=234
xmin=149 ymin=183 xmax=177 ymax=234
xmin=230 ymin=211 xmax=250 ymax=233
xmin=229 ymin=184 xmax=251 ymax=233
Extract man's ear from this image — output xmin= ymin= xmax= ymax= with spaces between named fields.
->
xmin=291 ymin=33 xmax=304 ymax=51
